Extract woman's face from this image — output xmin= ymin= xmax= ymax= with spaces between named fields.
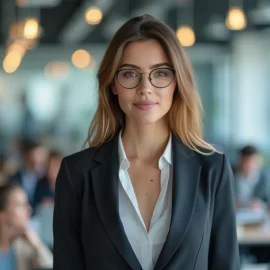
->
xmin=1 ymin=188 xmax=31 ymax=232
xmin=112 ymin=39 xmax=176 ymax=126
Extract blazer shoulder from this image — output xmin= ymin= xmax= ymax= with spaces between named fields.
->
xmin=56 ymin=147 xmax=99 ymax=200
xmin=64 ymin=146 xmax=99 ymax=169
xmin=56 ymin=147 xmax=99 ymax=191
xmin=194 ymin=150 xmax=228 ymax=170
xmin=63 ymin=137 xmax=118 ymax=171
xmin=195 ymin=150 xmax=234 ymax=188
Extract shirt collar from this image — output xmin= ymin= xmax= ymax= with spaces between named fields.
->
xmin=118 ymin=131 xmax=173 ymax=171
xmin=118 ymin=132 xmax=130 ymax=171
xmin=158 ymin=134 xmax=172 ymax=170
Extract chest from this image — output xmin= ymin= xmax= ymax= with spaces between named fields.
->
xmin=126 ymin=163 xmax=164 ymax=231
xmin=129 ymin=163 xmax=160 ymax=196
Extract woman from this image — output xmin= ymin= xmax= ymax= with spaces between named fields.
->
xmin=53 ymin=14 xmax=240 ymax=270
xmin=0 ymin=183 xmax=53 ymax=270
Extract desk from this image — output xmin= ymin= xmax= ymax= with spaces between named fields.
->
xmin=238 ymin=224 xmax=270 ymax=245
xmin=241 ymin=264 xmax=269 ymax=270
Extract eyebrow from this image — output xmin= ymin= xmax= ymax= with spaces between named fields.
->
xmin=118 ymin=63 xmax=172 ymax=69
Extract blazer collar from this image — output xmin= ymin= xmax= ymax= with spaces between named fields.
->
xmin=154 ymin=135 xmax=201 ymax=270
xmin=91 ymin=134 xmax=201 ymax=270
xmin=92 ymin=135 xmax=143 ymax=270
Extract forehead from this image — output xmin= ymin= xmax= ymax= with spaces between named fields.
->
xmin=120 ymin=39 xmax=171 ymax=67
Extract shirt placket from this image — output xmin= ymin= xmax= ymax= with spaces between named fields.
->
xmin=150 ymin=163 xmax=170 ymax=228
xmin=141 ymin=234 xmax=153 ymax=270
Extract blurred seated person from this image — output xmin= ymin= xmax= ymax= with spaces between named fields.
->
xmin=234 ymin=145 xmax=270 ymax=209
xmin=33 ymin=150 xmax=62 ymax=210
xmin=10 ymin=141 xmax=48 ymax=208
xmin=0 ymin=183 xmax=53 ymax=270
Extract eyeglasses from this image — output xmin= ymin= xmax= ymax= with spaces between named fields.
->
xmin=115 ymin=68 xmax=175 ymax=89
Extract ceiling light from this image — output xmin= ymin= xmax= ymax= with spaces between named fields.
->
xmin=226 ymin=7 xmax=247 ymax=31
xmin=72 ymin=49 xmax=91 ymax=69
xmin=176 ymin=26 xmax=196 ymax=47
xmin=7 ymin=40 xmax=27 ymax=57
xmin=24 ymin=18 xmax=39 ymax=39
xmin=3 ymin=51 xmax=22 ymax=73
xmin=85 ymin=7 xmax=103 ymax=25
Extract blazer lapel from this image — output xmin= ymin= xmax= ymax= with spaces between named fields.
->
xmin=154 ymin=136 xmax=202 ymax=270
xmin=91 ymin=136 xmax=143 ymax=270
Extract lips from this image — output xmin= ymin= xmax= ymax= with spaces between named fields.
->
xmin=133 ymin=100 xmax=157 ymax=111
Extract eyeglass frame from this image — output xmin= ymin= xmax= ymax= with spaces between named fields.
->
xmin=115 ymin=67 xmax=176 ymax=89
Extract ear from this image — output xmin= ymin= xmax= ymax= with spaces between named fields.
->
xmin=111 ymin=83 xmax=118 ymax=95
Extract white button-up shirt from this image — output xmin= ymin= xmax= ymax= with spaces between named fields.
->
xmin=118 ymin=133 xmax=173 ymax=270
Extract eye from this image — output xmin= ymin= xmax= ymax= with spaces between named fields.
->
xmin=154 ymin=69 xmax=169 ymax=77
xmin=121 ymin=70 xmax=138 ymax=77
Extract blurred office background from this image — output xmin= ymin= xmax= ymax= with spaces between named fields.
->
xmin=0 ymin=0 xmax=270 ymax=269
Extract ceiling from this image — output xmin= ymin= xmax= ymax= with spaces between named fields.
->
xmin=0 ymin=0 xmax=269 ymax=47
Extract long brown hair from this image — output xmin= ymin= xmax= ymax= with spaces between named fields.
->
xmin=85 ymin=14 xmax=216 ymax=154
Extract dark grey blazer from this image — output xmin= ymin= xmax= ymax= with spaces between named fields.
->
xmin=53 ymin=135 xmax=240 ymax=270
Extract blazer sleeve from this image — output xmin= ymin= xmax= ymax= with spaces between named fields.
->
xmin=53 ymin=158 xmax=86 ymax=270
xmin=208 ymin=154 xmax=240 ymax=270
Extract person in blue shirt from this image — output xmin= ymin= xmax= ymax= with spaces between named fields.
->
xmin=0 ymin=243 xmax=16 ymax=270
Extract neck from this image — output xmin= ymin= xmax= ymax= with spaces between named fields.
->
xmin=122 ymin=120 xmax=170 ymax=163
xmin=0 ymin=225 xmax=12 ymax=253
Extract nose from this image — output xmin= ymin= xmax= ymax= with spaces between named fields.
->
xmin=137 ymin=73 xmax=153 ymax=95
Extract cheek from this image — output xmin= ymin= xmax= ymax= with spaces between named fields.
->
xmin=160 ymin=86 xmax=175 ymax=108
xmin=117 ymin=91 xmax=134 ymax=112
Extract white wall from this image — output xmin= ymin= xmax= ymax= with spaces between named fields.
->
xmin=231 ymin=31 xmax=270 ymax=152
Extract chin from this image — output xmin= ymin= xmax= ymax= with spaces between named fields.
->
xmin=132 ymin=115 xmax=164 ymax=126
